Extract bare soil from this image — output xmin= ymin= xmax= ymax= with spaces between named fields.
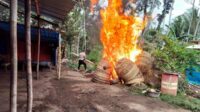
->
xmin=0 ymin=68 xmax=190 ymax=112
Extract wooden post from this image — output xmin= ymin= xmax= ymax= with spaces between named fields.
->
xmin=25 ymin=0 xmax=33 ymax=111
xmin=36 ymin=16 xmax=40 ymax=79
xmin=57 ymin=34 xmax=61 ymax=79
xmin=10 ymin=0 xmax=18 ymax=112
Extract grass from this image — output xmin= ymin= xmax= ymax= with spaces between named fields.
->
xmin=160 ymin=93 xmax=200 ymax=112
xmin=128 ymin=84 xmax=200 ymax=112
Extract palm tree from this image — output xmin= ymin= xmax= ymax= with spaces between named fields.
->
xmin=168 ymin=0 xmax=175 ymax=25
xmin=186 ymin=0 xmax=196 ymax=35
xmin=168 ymin=8 xmax=200 ymax=41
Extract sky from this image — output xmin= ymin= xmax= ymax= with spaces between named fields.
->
xmin=172 ymin=0 xmax=199 ymax=16
xmin=97 ymin=0 xmax=200 ymax=25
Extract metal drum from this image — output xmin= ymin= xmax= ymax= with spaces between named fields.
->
xmin=161 ymin=73 xmax=178 ymax=96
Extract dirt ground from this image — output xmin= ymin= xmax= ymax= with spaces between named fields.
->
xmin=0 ymin=68 xmax=190 ymax=112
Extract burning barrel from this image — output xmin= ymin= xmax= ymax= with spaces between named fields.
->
xmin=115 ymin=58 xmax=144 ymax=85
xmin=92 ymin=59 xmax=111 ymax=84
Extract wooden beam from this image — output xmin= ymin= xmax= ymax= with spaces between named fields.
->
xmin=25 ymin=0 xmax=33 ymax=111
xmin=0 ymin=1 xmax=59 ymax=27
xmin=10 ymin=0 xmax=18 ymax=112
xmin=34 ymin=0 xmax=41 ymax=80
xmin=36 ymin=16 xmax=41 ymax=80
xmin=34 ymin=0 xmax=40 ymax=15
xmin=57 ymin=33 xmax=61 ymax=80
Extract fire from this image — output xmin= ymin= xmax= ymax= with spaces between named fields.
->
xmin=90 ymin=0 xmax=99 ymax=13
xmin=90 ymin=0 xmax=146 ymax=80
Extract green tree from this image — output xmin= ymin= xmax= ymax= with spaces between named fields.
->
xmin=168 ymin=8 xmax=200 ymax=41
xmin=157 ymin=0 xmax=174 ymax=30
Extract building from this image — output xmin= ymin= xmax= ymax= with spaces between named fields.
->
xmin=0 ymin=21 xmax=59 ymax=67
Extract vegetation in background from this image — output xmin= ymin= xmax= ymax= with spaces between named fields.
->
xmin=167 ymin=8 xmax=200 ymax=41
xmin=153 ymin=35 xmax=200 ymax=73
xmin=87 ymin=46 xmax=102 ymax=63
xmin=143 ymin=29 xmax=200 ymax=73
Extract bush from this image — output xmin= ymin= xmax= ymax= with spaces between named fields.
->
xmin=145 ymin=32 xmax=200 ymax=73
xmin=143 ymin=30 xmax=200 ymax=93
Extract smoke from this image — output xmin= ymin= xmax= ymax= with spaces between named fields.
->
xmin=89 ymin=0 xmax=144 ymax=20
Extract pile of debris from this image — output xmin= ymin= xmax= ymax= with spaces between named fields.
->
xmin=92 ymin=51 xmax=161 ymax=87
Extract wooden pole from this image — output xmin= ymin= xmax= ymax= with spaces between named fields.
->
xmin=25 ymin=0 xmax=33 ymax=111
xmin=57 ymin=34 xmax=61 ymax=80
xmin=10 ymin=0 xmax=18 ymax=112
xmin=36 ymin=16 xmax=41 ymax=79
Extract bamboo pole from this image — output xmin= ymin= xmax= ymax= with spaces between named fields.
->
xmin=10 ymin=0 xmax=18 ymax=112
xmin=25 ymin=0 xmax=33 ymax=111
xmin=36 ymin=16 xmax=41 ymax=80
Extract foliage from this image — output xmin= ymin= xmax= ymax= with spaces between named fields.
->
xmin=143 ymin=29 xmax=200 ymax=93
xmin=0 ymin=6 xmax=9 ymax=21
xmin=67 ymin=61 xmax=78 ymax=70
xmin=87 ymin=46 xmax=102 ymax=63
xmin=168 ymin=8 xmax=200 ymax=41
xmin=146 ymin=31 xmax=200 ymax=73
xmin=135 ymin=0 xmax=161 ymax=14
xmin=160 ymin=93 xmax=200 ymax=112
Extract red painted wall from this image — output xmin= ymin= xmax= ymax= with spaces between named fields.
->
xmin=18 ymin=40 xmax=52 ymax=62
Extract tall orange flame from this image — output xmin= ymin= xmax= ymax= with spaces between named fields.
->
xmin=91 ymin=0 xmax=146 ymax=80
xmin=90 ymin=0 xmax=99 ymax=13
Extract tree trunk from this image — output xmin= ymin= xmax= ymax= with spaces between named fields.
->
xmin=194 ymin=8 xmax=200 ymax=36
xmin=83 ymin=8 xmax=87 ymax=52
xmin=10 ymin=0 xmax=18 ymax=112
xmin=25 ymin=0 xmax=33 ymax=112
xmin=141 ymin=0 xmax=148 ymax=34
xmin=157 ymin=17 xmax=163 ymax=30
xmin=142 ymin=0 xmax=156 ymax=36
xmin=36 ymin=16 xmax=41 ymax=79
xmin=188 ymin=0 xmax=196 ymax=35
xmin=168 ymin=1 xmax=174 ymax=25
xmin=77 ymin=35 xmax=80 ymax=54
xmin=194 ymin=19 xmax=200 ymax=36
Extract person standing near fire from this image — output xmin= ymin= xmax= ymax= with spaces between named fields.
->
xmin=78 ymin=52 xmax=87 ymax=71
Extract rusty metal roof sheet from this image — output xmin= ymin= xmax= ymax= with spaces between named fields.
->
xmin=1 ymin=0 xmax=75 ymax=22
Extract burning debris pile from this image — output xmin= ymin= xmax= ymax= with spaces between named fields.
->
xmin=92 ymin=52 xmax=158 ymax=86
xmin=90 ymin=0 xmax=159 ymax=86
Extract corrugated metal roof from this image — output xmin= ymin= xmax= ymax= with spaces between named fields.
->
xmin=2 ymin=0 xmax=75 ymax=22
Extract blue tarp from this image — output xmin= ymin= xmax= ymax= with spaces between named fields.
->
xmin=0 ymin=21 xmax=59 ymax=44
xmin=186 ymin=66 xmax=200 ymax=85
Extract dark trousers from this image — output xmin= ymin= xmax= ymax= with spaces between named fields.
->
xmin=78 ymin=60 xmax=87 ymax=70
